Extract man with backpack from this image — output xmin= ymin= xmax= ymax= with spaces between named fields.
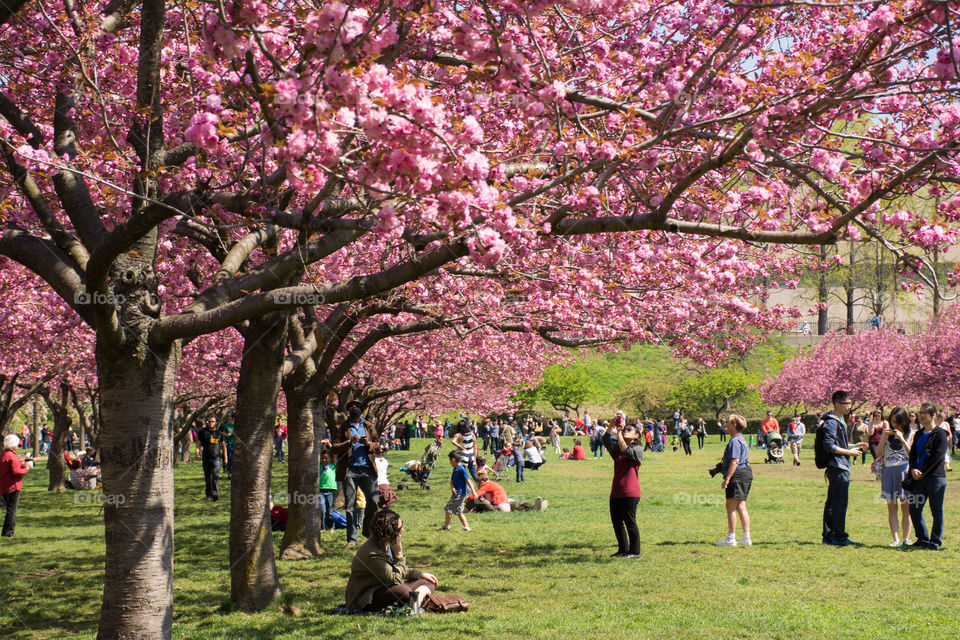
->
xmin=815 ymin=390 xmax=866 ymax=546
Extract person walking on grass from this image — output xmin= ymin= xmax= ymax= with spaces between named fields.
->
xmin=817 ymin=390 xmax=865 ymax=546
xmin=1 ymin=434 xmax=34 ymax=537
xmin=716 ymin=414 xmax=752 ymax=547
xmin=197 ymin=415 xmax=227 ymax=501
xmin=696 ymin=418 xmax=706 ymax=449
xmin=550 ymin=422 xmax=561 ymax=457
xmin=787 ymin=415 xmax=806 ymax=466
xmin=906 ymin=403 xmax=950 ymax=550
xmin=877 ymin=407 xmax=912 ymax=547
xmin=603 ymin=422 xmax=643 ymax=558
xmin=438 ymin=451 xmax=477 ymax=532
xmin=511 ymin=438 xmax=525 ymax=482
xmin=851 ymin=414 xmax=870 ymax=466
xmin=680 ymin=421 xmax=693 ymax=456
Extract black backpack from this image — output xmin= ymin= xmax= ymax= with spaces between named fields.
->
xmin=814 ymin=415 xmax=837 ymax=469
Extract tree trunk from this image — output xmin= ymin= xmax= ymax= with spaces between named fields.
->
xmin=46 ymin=413 xmax=70 ymax=491
xmin=95 ymin=338 xmax=179 ymax=640
xmin=230 ymin=313 xmax=287 ymax=611
xmin=845 ymin=286 xmax=855 ymax=335
xmin=79 ymin=413 xmax=87 ymax=453
xmin=32 ymin=397 xmax=39 ymax=458
xmin=818 ymin=246 xmax=828 ymax=335
xmin=43 ymin=384 xmax=73 ymax=492
xmin=279 ymin=384 xmax=323 ymax=559
xmin=933 ymin=246 xmax=942 ymax=317
xmin=845 ymin=244 xmax=855 ymax=335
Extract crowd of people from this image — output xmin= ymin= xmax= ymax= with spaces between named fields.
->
xmin=1 ymin=392 xmax=954 ymax=616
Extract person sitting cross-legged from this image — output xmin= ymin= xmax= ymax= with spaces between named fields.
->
xmin=344 ymin=509 xmax=438 ymax=612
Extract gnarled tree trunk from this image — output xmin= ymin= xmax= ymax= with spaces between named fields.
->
xmin=42 ymin=383 xmax=73 ymax=492
xmin=95 ymin=338 xmax=179 ymax=640
xmin=230 ymin=313 xmax=287 ymax=611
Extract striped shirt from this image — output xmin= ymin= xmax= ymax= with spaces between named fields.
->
xmin=459 ymin=429 xmax=476 ymax=460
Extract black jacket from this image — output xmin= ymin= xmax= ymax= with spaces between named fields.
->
xmin=908 ymin=427 xmax=950 ymax=479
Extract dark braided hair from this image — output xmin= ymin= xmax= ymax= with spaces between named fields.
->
xmin=370 ymin=508 xmax=402 ymax=543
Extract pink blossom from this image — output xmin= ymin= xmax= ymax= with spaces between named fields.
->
xmin=184 ymin=112 xmax=220 ymax=150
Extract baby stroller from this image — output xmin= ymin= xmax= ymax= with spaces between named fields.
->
xmin=490 ymin=449 xmax=512 ymax=482
xmin=764 ymin=430 xmax=785 ymax=463
xmin=397 ymin=440 xmax=441 ymax=490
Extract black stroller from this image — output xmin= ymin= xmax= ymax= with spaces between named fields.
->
xmin=397 ymin=440 xmax=441 ymax=490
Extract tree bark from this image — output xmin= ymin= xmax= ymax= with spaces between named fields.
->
xmin=933 ymin=246 xmax=942 ymax=317
xmin=845 ymin=243 xmax=855 ymax=335
xmin=95 ymin=338 xmax=179 ymax=640
xmin=278 ymin=383 xmax=323 ymax=559
xmin=230 ymin=313 xmax=287 ymax=611
xmin=32 ymin=397 xmax=39 ymax=458
xmin=818 ymin=246 xmax=829 ymax=335
xmin=42 ymin=383 xmax=73 ymax=492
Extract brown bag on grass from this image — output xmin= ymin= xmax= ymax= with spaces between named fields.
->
xmin=423 ymin=592 xmax=469 ymax=613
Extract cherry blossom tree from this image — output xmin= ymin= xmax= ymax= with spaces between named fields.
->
xmin=760 ymin=328 xmax=919 ymax=412
xmin=2 ymin=1 xmax=960 ymax=637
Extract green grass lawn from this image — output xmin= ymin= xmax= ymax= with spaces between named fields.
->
xmin=2 ymin=438 xmax=959 ymax=639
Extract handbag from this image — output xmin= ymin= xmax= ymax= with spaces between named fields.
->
xmin=870 ymin=457 xmax=884 ymax=479
xmin=901 ymin=472 xmax=917 ymax=493
xmin=423 ymin=592 xmax=469 ymax=613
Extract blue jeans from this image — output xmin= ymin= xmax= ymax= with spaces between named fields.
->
xmin=274 ymin=437 xmax=284 ymax=462
xmin=514 ymin=454 xmax=524 ymax=481
xmin=909 ymin=475 xmax=947 ymax=548
xmin=318 ymin=489 xmax=334 ymax=531
xmin=464 ymin=457 xmax=477 ymax=481
xmin=823 ymin=467 xmax=850 ymax=543
xmin=343 ymin=468 xmax=379 ymax=543
xmin=224 ymin=443 xmax=234 ymax=476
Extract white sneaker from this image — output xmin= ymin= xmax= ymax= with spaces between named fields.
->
xmin=737 ymin=536 xmax=753 ymax=546
xmin=535 ymin=497 xmax=549 ymax=511
xmin=902 ymin=539 xmax=913 ymax=546
xmin=889 ymin=540 xmax=901 ymax=547
xmin=716 ymin=536 xmax=737 ymax=546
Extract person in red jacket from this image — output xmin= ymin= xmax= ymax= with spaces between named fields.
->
xmin=571 ymin=439 xmax=587 ymax=460
xmin=466 ymin=471 xmax=512 ymax=512
xmin=603 ymin=423 xmax=643 ymax=558
xmin=2 ymin=434 xmax=34 ymax=537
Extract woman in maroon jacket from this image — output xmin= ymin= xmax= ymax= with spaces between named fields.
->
xmin=1 ymin=434 xmax=34 ymax=537
xmin=603 ymin=423 xmax=643 ymax=558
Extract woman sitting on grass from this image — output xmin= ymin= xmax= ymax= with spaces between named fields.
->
xmin=571 ymin=439 xmax=586 ymax=460
xmin=344 ymin=509 xmax=438 ymax=611
xmin=523 ymin=441 xmax=545 ymax=469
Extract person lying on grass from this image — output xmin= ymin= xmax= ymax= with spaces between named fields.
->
xmin=465 ymin=471 xmax=548 ymax=512
xmin=345 ymin=508 xmax=439 ymax=612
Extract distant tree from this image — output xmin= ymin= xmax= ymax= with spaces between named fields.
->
xmin=510 ymin=386 xmax=540 ymax=416
xmin=537 ymin=366 xmax=596 ymax=417
xmin=670 ymin=368 xmax=761 ymax=421
xmin=617 ymin=378 xmax=674 ymax=420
